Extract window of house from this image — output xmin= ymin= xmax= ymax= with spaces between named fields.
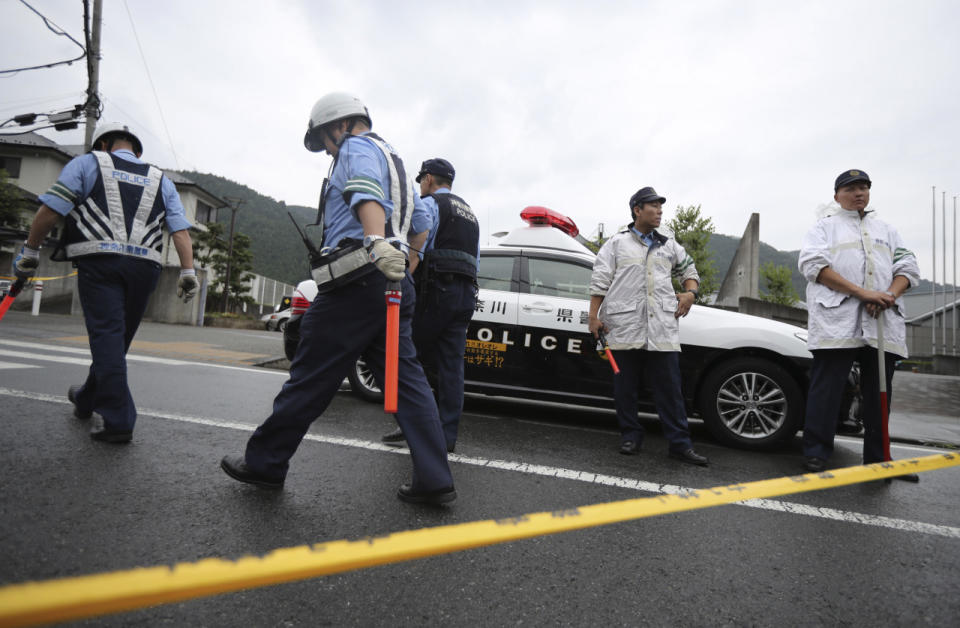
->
xmin=0 ymin=156 xmax=22 ymax=178
xmin=195 ymin=200 xmax=217 ymax=223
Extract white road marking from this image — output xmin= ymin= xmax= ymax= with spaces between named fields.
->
xmin=0 ymin=348 xmax=92 ymax=366
xmin=2 ymin=386 xmax=957 ymax=540
xmin=0 ymin=339 xmax=288 ymax=376
xmin=0 ymin=360 xmax=40 ymax=370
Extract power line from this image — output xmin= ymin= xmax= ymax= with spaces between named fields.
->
xmin=0 ymin=0 xmax=87 ymax=76
xmin=122 ymin=0 xmax=178 ymax=168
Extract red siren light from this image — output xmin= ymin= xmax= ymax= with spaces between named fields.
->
xmin=519 ymin=206 xmax=579 ymax=238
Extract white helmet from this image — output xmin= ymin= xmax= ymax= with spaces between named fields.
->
xmin=303 ymin=92 xmax=371 ymax=152
xmin=92 ymin=122 xmax=143 ymax=154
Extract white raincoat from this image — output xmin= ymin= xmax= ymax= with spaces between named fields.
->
xmin=798 ymin=208 xmax=920 ymax=357
xmin=590 ymin=229 xmax=699 ymax=351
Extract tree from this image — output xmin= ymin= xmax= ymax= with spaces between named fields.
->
xmin=0 ymin=169 xmax=26 ymax=230
xmin=665 ymin=205 xmax=718 ymax=303
xmin=193 ymin=222 xmax=256 ymax=311
xmin=759 ymin=262 xmax=800 ymax=307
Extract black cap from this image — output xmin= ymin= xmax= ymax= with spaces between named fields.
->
xmin=629 ymin=186 xmax=666 ymax=208
xmin=834 ymin=169 xmax=871 ymax=191
xmin=415 ymin=158 xmax=455 ymax=183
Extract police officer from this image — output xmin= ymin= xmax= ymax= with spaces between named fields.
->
xmin=11 ymin=122 xmax=198 ymax=443
xmin=588 ymin=186 xmax=708 ymax=466
xmin=220 ymin=93 xmax=456 ymax=504
xmin=381 ymin=158 xmax=479 ymax=453
xmin=798 ymin=169 xmax=920 ymax=480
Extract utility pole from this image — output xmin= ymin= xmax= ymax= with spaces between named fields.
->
xmin=83 ymin=0 xmax=103 ymax=151
xmin=222 ymin=196 xmax=245 ymax=313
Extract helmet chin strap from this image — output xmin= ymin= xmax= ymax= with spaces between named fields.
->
xmin=333 ymin=119 xmax=359 ymax=147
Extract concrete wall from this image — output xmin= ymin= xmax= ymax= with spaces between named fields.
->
xmin=143 ymin=266 xmax=208 ymax=325
xmin=0 ymin=250 xmax=76 ymax=314
xmin=735 ymin=296 xmax=808 ymax=328
xmin=715 ymin=213 xmax=760 ymax=308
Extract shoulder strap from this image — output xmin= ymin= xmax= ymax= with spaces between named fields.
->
xmin=362 ymin=133 xmax=414 ymax=243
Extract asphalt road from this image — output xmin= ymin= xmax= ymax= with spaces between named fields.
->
xmin=1 ymin=312 xmax=959 ymax=627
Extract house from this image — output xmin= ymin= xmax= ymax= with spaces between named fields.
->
xmin=0 ymin=131 xmax=225 ymax=324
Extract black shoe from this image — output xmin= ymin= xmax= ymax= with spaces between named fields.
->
xmin=68 ymin=385 xmax=92 ymax=420
xmin=397 ymin=483 xmax=457 ymax=505
xmin=669 ymin=448 xmax=709 ymax=466
xmin=447 ymin=443 xmax=456 ymax=454
xmin=619 ymin=441 xmax=640 ymax=455
xmin=884 ymin=472 xmax=921 ymax=484
xmin=836 ymin=419 xmax=863 ymax=435
xmin=382 ymin=428 xmax=406 ymax=446
xmin=88 ymin=415 xmax=132 ymax=444
xmin=220 ymin=455 xmax=284 ymax=489
xmin=802 ymin=456 xmax=828 ymax=473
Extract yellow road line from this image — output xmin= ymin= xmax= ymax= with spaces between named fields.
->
xmin=0 ymin=272 xmax=77 ymax=282
xmin=0 ymin=453 xmax=957 ymax=628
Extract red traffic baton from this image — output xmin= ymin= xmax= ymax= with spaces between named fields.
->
xmin=877 ymin=314 xmax=891 ymax=461
xmin=383 ymin=280 xmax=402 ymax=414
xmin=876 ymin=312 xmax=919 ymax=483
xmin=0 ymin=277 xmax=26 ymax=322
xmin=597 ymin=330 xmax=620 ymax=375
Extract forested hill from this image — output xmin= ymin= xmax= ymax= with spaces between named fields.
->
xmin=177 ymin=171 xmax=318 ymax=284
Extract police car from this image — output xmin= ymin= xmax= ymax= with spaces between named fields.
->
xmin=285 ymin=208 xmax=816 ymax=451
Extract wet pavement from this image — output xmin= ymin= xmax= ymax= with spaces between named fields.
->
xmin=888 ymin=371 xmax=960 ymax=447
xmin=3 ymin=310 xmax=958 ymax=448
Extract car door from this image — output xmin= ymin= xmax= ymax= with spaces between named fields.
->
xmin=465 ymin=251 xmax=522 ymax=390
xmin=516 ymin=253 xmax=612 ymax=401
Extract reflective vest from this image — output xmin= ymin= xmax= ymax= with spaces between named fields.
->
xmin=63 ymin=151 xmax=167 ymax=263
xmin=423 ymin=192 xmax=479 ymax=280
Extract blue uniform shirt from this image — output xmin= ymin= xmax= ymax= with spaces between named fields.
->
xmin=420 ymin=187 xmax=447 ymax=254
xmin=39 ymin=149 xmax=191 ymax=232
xmin=631 ymin=226 xmax=659 ymax=249
xmin=322 ymin=134 xmax=428 ymax=251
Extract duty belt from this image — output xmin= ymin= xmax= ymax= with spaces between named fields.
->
xmin=310 ymin=241 xmax=375 ymax=293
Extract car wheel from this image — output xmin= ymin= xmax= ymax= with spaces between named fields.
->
xmin=277 ymin=319 xmax=288 ymax=333
xmin=265 ymin=322 xmax=272 ymax=331
xmin=347 ymin=357 xmax=383 ymax=403
xmin=697 ymin=357 xmax=804 ymax=450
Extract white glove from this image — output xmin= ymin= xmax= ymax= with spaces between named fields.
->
xmin=368 ymin=239 xmax=406 ymax=281
xmin=177 ymin=268 xmax=199 ymax=302
xmin=12 ymin=243 xmax=40 ymax=280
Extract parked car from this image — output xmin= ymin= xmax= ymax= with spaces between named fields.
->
xmin=285 ymin=208 xmax=818 ymax=450
xmin=261 ymin=307 xmax=293 ymax=332
xmin=0 ymin=279 xmax=10 ymax=298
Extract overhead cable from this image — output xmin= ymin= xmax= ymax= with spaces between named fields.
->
xmin=0 ymin=0 xmax=87 ymax=76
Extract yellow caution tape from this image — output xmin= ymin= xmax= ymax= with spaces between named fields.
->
xmin=0 ymin=453 xmax=956 ymax=628
xmin=0 ymin=271 xmax=77 ymax=282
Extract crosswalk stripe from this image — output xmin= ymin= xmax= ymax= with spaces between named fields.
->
xmin=0 ymin=339 xmax=287 ymax=376
xmin=0 ymin=348 xmax=91 ymax=366
xmin=0 ymin=360 xmax=40 ymax=370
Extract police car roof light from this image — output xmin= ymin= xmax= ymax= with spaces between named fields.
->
xmin=520 ymin=206 xmax=579 ymax=238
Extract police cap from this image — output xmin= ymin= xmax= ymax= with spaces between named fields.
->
xmin=629 ymin=186 xmax=666 ymax=209
xmin=834 ymin=169 xmax=871 ymax=191
xmin=415 ymin=158 xmax=456 ymax=183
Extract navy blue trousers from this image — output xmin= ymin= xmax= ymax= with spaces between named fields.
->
xmin=244 ymin=272 xmax=453 ymax=491
xmin=803 ymin=347 xmax=897 ymax=464
xmin=74 ymin=256 xmax=161 ymax=431
xmin=413 ymin=274 xmax=476 ymax=448
xmin=612 ymin=349 xmax=693 ymax=453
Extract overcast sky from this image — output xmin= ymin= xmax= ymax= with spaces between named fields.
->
xmin=2 ymin=0 xmax=958 ymax=282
